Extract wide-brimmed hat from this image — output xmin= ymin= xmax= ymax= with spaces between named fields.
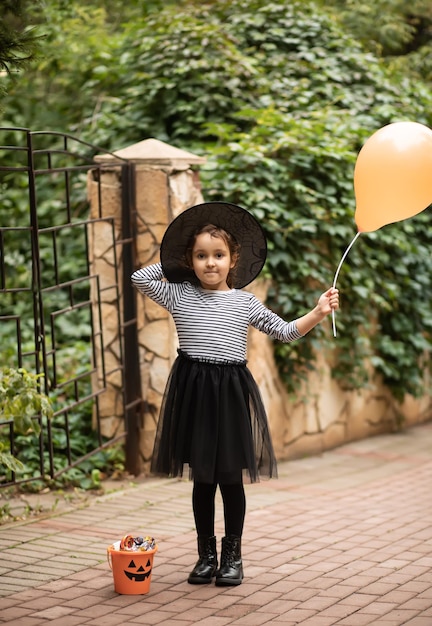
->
xmin=160 ymin=202 xmax=267 ymax=288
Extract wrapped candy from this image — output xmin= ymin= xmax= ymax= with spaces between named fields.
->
xmin=137 ymin=536 xmax=157 ymax=551
xmin=119 ymin=535 xmax=135 ymax=550
xmin=118 ymin=534 xmax=156 ymax=552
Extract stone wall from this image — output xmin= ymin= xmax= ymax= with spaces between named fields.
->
xmin=247 ymin=281 xmax=432 ymax=460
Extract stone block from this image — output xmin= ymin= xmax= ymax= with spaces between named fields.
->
xmin=101 ymin=348 xmax=122 ymax=382
xmin=135 ymin=229 xmax=156 ymax=258
xmin=99 ymin=414 xmax=124 ymax=439
xmin=91 ymin=258 xmax=117 ymax=292
xmin=140 ymin=426 xmax=157 ymax=464
xmin=284 ymin=432 xmax=324 ymax=460
xmin=285 ymin=400 xmax=308 ymax=443
xmin=105 ymin=367 xmax=123 ymax=391
xmin=141 ymin=320 xmax=170 ymax=358
xmin=145 ymin=298 xmax=168 ymax=322
xmin=304 ymin=404 xmax=320 ymax=434
xmin=144 ymin=387 xmax=163 ymax=421
xmin=135 ymin=169 xmax=169 ymax=224
xmin=169 ymin=171 xmax=204 ymax=216
xmin=149 ymin=356 xmax=170 ymax=396
xmin=322 ymin=421 xmax=347 ymax=451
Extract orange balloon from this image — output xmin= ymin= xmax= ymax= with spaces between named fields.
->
xmin=354 ymin=121 xmax=432 ymax=232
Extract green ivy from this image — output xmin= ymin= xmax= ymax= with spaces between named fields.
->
xmin=3 ymin=0 xmax=432 ymax=411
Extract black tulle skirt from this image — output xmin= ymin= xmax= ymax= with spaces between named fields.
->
xmin=150 ymin=350 xmax=278 ymax=484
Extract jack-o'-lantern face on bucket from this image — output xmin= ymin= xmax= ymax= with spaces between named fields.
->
xmin=124 ymin=558 xmax=152 ymax=581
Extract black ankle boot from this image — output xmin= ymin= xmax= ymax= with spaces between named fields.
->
xmin=215 ymin=535 xmax=243 ymax=586
xmin=188 ymin=535 xmax=218 ymax=584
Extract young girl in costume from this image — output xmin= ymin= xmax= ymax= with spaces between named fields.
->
xmin=131 ymin=202 xmax=339 ymax=587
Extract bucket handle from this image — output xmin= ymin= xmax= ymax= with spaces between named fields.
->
xmin=107 ymin=547 xmax=113 ymax=570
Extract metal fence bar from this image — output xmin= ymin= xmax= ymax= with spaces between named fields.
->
xmin=121 ymin=163 xmax=143 ymax=476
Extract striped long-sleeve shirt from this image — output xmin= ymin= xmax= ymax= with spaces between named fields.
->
xmin=131 ymin=263 xmax=302 ymax=362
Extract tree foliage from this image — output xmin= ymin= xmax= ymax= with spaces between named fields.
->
xmin=0 ymin=0 xmax=43 ymax=103
xmin=319 ymin=0 xmax=432 ymax=81
xmin=2 ymin=0 xmax=432 ymax=404
xmin=319 ymin=0 xmax=432 ymax=54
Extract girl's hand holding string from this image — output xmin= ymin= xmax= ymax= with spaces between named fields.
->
xmin=295 ymin=287 xmax=339 ymax=337
xmin=317 ymin=287 xmax=339 ymax=316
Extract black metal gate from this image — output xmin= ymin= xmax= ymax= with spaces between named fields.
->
xmin=0 ymin=127 xmax=143 ymax=488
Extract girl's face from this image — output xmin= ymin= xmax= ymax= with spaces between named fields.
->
xmin=191 ymin=232 xmax=235 ymax=290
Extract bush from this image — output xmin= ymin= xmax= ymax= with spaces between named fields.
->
xmin=0 ymin=367 xmax=53 ymax=472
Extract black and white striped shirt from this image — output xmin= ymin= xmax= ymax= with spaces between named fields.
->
xmin=131 ymin=263 xmax=302 ymax=362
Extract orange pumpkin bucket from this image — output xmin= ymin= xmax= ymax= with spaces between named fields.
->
xmin=107 ymin=536 xmax=158 ymax=595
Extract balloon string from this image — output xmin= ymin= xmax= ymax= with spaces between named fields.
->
xmin=332 ymin=231 xmax=361 ymax=338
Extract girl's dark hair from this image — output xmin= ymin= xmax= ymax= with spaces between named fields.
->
xmin=185 ymin=224 xmax=241 ymax=288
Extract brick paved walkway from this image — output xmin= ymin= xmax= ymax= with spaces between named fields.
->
xmin=1 ymin=422 xmax=432 ymax=625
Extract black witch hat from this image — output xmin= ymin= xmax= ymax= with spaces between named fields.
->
xmin=160 ymin=202 xmax=267 ymax=289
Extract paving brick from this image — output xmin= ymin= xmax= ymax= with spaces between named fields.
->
xmin=34 ymin=617 xmax=90 ymax=626
xmin=297 ymin=617 xmax=340 ymax=626
xmin=175 ymin=606 xmax=218 ymax=621
xmin=288 ymin=583 xmax=323 ymax=601
xmin=369 ymin=609 xmax=422 ymax=623
xmin=257 ymin=598 xmax=300 ymax=615
xmin=381 ymin=590 xmax=417 ymax=604
xmin=128 ymin=610 xmax=191 ymax=625
xmin=399 ymin=581 xmax=432 ymax=595
xmin=0 ymin=607 xmax=33 ymax=621
xmin=21 ymin=594 xmax=69 ymax=611
xmin=319 ymin=584 xmax=363 ymax=600
xmin=215 ymin=603 xmax=259 ymax=619
xmin=360 ymin=581 xmax=400 ymax=595
xmin=58 ymin=613 xmax=125 ymax=626
xmin=336 ymin=612 xmax=386 ymax=625
xmin=271 ymin=607 xmax=316 ymax=623
xmin=400 ymin=598 xmax=432 ymax=611
xmin=301 ymin=594 xmax=348 ymax=611
xmin=1 ymin=618 xmax=47 ymax=626
xmin=63 ymin=594 xmax=108 ymax=609
xmin=5 ymin=589 xmax=49 ymax=602
xmin=230 ymin=611 xmax=276 ymax=625
xmin=0 ymin=597 xmax=18 ymax=610
xmin=182 ymin=618 xmax=232 ymax=626
xmin=2 ymin=424 xmax=432 ymax=626
xmin=77 ymin=604 xmax=121 ymax=619
xmin=340 ymin=594 xmax=388 ymax=608
xmin=361 ymin=601 xmax=402 ymax=616
xmin=30 ymin=605 xmax=77 ymax=619
xmin=317 ymin=604 xmax=358 ymax=620
xmin=78 ymin=575 xmax=112 ymax=590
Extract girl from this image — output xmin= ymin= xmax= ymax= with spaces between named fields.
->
xmin=131 ymin=202 xmax=339 ymax=587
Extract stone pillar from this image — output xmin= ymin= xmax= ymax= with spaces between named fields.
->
xmin=89 ymin=138 xmax=205 ymax=473
xmin=87 ymin=167 xmax=125 ymax=440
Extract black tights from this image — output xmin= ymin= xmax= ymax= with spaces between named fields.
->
xmin=192 ymin=480 xmax=246 ymax=538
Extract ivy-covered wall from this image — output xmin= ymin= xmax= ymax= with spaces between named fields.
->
xmin=90 ymin=140 xmax=432 ymax=473
xmin=3 ymin=0 xmax=432 ymax=424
